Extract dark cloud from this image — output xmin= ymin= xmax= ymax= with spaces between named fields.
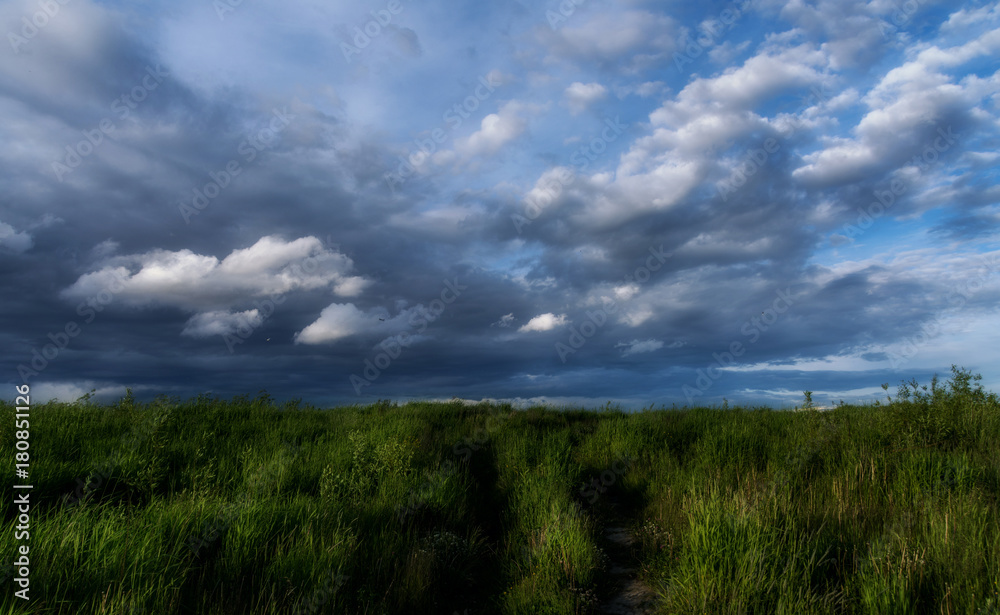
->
xmin=2 ymin=0 xmax=998 ymax=406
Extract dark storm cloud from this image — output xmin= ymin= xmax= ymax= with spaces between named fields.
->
xmin=2 ymin=0 xmax=998 ymax=406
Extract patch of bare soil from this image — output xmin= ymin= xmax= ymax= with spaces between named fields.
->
xmin=596 ymin=500 xmax=658 ymax=615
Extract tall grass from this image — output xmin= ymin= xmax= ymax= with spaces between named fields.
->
xmin=1 ymin=366 xmax=997 ymax=614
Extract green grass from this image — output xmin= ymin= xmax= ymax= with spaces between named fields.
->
xmin=2 ymin=366 xmax=998 ymax=614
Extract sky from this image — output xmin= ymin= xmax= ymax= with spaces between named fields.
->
xmin=2 ymin=0 xmax=999 ymax=409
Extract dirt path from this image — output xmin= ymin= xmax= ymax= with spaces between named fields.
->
xmin=596 ymin=498 xmax=659 ymax=615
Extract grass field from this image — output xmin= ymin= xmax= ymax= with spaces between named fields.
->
xmin=2 ymin=365 xmax=998 ymax=614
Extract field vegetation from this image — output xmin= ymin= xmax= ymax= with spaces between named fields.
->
xmin=2 ymin=366 xmax=998 ymax=614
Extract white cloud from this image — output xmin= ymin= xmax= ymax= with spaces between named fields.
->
xmin=61 ymin=235 xmax=368 ymax=312
xmin=456 ymin=100 xmax=536 ymax=157
xmin=518 ymin=313 xmax=568 ymax=332
xmin=617 ymin=338 xmax=664 ymax=356
xmin=561 ymin=44 xmax=830 ymax=229
xmin=614 ymin=284 xmax=640 ymax=301
xmin=565 ymin=81 xmax=607 ymax=115
xmin=181 ymin=309 xmax=263 ymax=338
xmin=295 ymin=303 xmax=387 ymax=344
xmin=941 ymin=4 xmax=1000 ymax=33
xmin=773 ymin=0 xmax=889 ymax=70
xmin=333 ymin=276 xmax=370 ymax=297
xmin=618 ymin=306 xmax=655 ymax=327
xmin=294 ymin=302 xmax=426 ymax=345
xmin=793 ymin=27 xmax=1000 ymax=185
xmin=665 ymin=45 xmax=828 ymax=113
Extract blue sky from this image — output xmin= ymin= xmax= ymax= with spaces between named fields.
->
xmin=2 ymin=0 xmax=998 ymax=408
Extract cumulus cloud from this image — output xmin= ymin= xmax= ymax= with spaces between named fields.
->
xmin=181 ymin=309 xmax=263 ymax=338
xmin=456 ymin=100 xmax=537 ymax=158
xmin=2 ymin=0 xmax=998 ymax=407
xmin=941 ymin=4 xmax=1000 ymax=33
xmin=294 ymin=302 xmax=421 ymax=344
xmin=664 ymin=45 xmax=829 ymax=114
xmin=565 ymin=82 xmax=607 ymax=114
xmin=771 ymin=0 xmax=896 ymax=70
xmin=552 ymin=43 xmax=831 ymax=229
xmin=60 ymin=235 xmax=369 ymax=312
xmin=518 ymin=313 xmax=568 ymax=332
xmin=295 ymin=303 xmax=383 ymax=344
xmin=793 ymin=28 xmax=1000 ymax=186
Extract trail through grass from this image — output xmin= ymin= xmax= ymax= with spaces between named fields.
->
xmin=2 ymin=367 xmax=998 ymax=614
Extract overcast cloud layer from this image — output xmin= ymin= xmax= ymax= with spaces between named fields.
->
xmin=3 ymin=0 xmax=999 ymax=408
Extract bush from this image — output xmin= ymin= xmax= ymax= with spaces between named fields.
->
xmin=887 ymin=366 xmax=997 ymax=449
